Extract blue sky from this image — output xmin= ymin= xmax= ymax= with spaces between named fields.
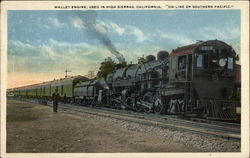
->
xmin=7 ymin=10 xmax=240 ymax=87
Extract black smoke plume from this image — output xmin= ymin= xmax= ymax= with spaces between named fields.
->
xmin=57 ymin=10 xmax=125 ymax=63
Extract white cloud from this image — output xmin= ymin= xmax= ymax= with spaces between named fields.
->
xmin=93 ymin=23 xmax=108 ymax=34
xmin=71 ymin=17 xmax=109 ymax=36
xmin=97 ymin=20 xmax=148 ymax=43
xmin=109 ymin=22 xmax=125 ymax=36
xmin=41 ymin=45 xmax=58 ymax=60
xmin=72 ymin=16 xmax=85 ymax=29
xmin=127 ymin=26 xmax=148 ymax=43
xmin=158 ymin=32 xmax=194 ymax=45
xmin=9 ymin=40 xmax=35 ymax=49
xmin=43 ymin=24 xmax=51 ymax=29
xmin=8 ymin=39 xmax=112 ymax=74
xmin=48 ymin=38 xmax=90 ymax=48
xmin=199 ymin=26 xmax=240 ymax=40
xmin=48 ymin=17 xmax=64 ymax=28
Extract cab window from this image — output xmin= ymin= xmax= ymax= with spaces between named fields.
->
xmin=196 ymin=54 xmax=209 ymax=69
xmin=178 ymin=56 xmax=186 ymax=70
xmin=196 ymin=55 xmax=203 ymax=68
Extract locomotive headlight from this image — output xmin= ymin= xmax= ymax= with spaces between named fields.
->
xmin=219 ymin=58 xmax=226 ymax=67
xmin=212 ymin=60 xmax=217 ymax=63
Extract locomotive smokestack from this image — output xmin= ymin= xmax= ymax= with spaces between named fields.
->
xmin=57 ymin=11 xmax=125 ymax=63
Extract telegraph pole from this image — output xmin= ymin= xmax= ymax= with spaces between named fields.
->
xmin=65 ymin=68 xmax=71 ymax=78
xmin=88 ymin=70 xmax=95 ymax=79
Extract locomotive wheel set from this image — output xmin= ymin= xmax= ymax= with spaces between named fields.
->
xmin=9 ymin=40 xmax=241 ymax=120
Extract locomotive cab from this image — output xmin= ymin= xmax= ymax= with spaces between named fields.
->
xmin=169 ymin=46 xmax=195 ymax=82
xmin=169 ymin=40 xmax=237 ymax=91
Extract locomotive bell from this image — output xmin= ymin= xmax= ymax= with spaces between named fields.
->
xmin=146 ymin=55 xmax=156 ymax=62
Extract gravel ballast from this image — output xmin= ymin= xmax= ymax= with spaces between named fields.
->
xmin=74 ymin=109 xmax=240 ymax=152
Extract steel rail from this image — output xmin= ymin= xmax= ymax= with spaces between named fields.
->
xmin=52 ymin=103 xmax=241 ymax=141
xmin=56 ymin=102 xmax=240 ymax=134
xmin=96 ymin=106 xmax=240 ymax=132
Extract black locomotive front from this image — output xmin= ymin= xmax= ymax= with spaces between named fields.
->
xmin=168 ymin=40 xmax=239 ymax=119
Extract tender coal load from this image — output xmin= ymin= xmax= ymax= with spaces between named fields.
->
xmin=146 ymin=55 xmax=156 ymax=62
xmin=157 ymin=51 xmax=169 ymax=61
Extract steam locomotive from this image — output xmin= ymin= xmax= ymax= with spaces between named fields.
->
xmin=9 ymin=40 xmax=240 ymax=120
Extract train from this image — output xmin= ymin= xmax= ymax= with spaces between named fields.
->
xmin=9 ymin=76 xmax=89 ymax=100
xmin=8 ymin=40 xmax=241 ymax=120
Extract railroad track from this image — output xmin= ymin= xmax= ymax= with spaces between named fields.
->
xmin=9 ymin=98 xmax=241 ymax=141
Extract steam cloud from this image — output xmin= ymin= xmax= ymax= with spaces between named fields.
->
xmin=57 ymin=11 xmax=125 ymax=63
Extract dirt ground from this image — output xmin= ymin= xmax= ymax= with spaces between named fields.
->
xmin=7 ymin=100 xmax=200 ymax=153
